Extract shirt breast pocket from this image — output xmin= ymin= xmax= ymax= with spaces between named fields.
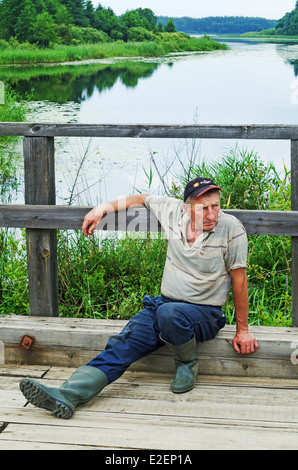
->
xmin=197 ymin=248 xmax=225 ymax=274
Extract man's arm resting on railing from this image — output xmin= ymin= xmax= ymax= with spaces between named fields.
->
xmin=230 ymin=268 xmax=259 ymax=355
xmin=82 ymin=194 xmax=150 ymax=236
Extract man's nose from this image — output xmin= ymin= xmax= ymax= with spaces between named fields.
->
xmin=206 ymin=207 xmax=215 ymax=219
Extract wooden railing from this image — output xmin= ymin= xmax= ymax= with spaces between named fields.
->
xmin=0 ymin=123 xmax=298 ymax=325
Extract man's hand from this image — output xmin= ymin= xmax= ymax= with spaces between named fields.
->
xmin=229 ymin=268 xmax=259 ymax=355
xmin=82 ymin=195 xmax=150 ymax=237
xmin=232 ymin=330 xmax=259 ymax=355
xmin=82 ymin=206 xmax=105 ymax=237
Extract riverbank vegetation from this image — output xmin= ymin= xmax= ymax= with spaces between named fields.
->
xmin=242 ymin=2 xmax=298 ymax=38
xmin=0 ymin=1 xmax=227 ymax=64
xmin=0 ymin=92 xmax=293 ymax=326
xmin=0 ymin=87 xmax=29 ymax=199
xmin=0 ymin=34 xmax=227 ymax=65
xmin=0 ymin=1 xmax=174 ymax=45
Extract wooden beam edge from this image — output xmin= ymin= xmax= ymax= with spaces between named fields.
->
xmin=1 ymin=205 xmax=298 ymax=235
xmin=0 ymin=123 xmax=297 ymax=139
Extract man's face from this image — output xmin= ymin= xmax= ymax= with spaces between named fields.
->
xmin=184 ymin=191 xmax=221 ymax=232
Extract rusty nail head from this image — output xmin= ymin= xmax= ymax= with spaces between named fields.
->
xmin=21 ymin=335 xmax=34 ymax=350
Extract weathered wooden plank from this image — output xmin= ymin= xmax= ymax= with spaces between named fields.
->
xmin=0 ymin=389 xmax=26 ymax=408
xmin=16 ymin=375 xmax=298 ymax=415
xmin=3 ymin=343 xmax=297 ymax=379
xmin=3 ymin=368 xmax=298 ymax=423
xmin=23 ymin=137 xmax=59 ymax=317
xmin=0 ymin=440 xmax=95 ymax=450
xmin=1 ymin=317 xmax=298 ymax=378
xmin=1 ymin=417 xmax=298 ymax=450
xmin=96 ymin=388 xmax=298 ymax=421
xmin=49 ymin=368 xmax=298 ymax=389
xmin=0 ymin=122 xmax=297 ymax=139
xmin=1 ymin=205 xmax=298 ymax=235
xmin=2 ymin=316 xmax=297 ymax=358
xmin=0 ymin=344 xmax=237 ymax=376
xmin=0 ymin=205 xmax=163 ymax=232
xmin=5 ymin=390 xmax=298 ymax=429
xmin=2 ymin=365 xmax=298 ymax=450
xmin=0 ymin=364 xmax=50 ymax=378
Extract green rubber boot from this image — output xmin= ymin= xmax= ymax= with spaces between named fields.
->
xmin=164 ymin=336 xmax=198 ymax=393
xmin=19 ymin=365 xmax=108 ymax=419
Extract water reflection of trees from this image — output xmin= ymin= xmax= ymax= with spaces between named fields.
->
xmin=0 ymin=61 xmax=160 ymax=103
xmin=275 ymin=44 xmax=298 ymax=77
xmin=292 ymin=61 xmax=298 ymax=77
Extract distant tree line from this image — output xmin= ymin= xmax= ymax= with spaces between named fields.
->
xmin=0 ymin=0 xmax=178 ymax=47
xmin=158 ymin=4 xmax=298 ymax=37
xmin=157 ymin=16 xmax=277 ymax=35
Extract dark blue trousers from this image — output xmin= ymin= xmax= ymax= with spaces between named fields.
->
xmin=87 ymin=295 xmax=226 ymax=384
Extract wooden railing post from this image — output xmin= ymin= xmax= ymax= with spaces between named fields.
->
xmin=23 ymin=136 xmax=59 ymax=317
xmin=291 ymin=140 xmax=298 ymax=326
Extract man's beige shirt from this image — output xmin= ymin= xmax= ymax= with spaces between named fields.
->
xmin=145 ymin=195 xmax=248 ymax=306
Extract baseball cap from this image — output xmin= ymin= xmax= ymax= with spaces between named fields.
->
xmin=184 ymin=177 xmax=222 ymax=202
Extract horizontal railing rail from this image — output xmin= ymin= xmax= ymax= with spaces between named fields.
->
xmin=0 ymin=122 xmax=297 ymax=139
xmin=1 ymin=205 xmax=298 ymax=236
xmin=0 ymin=123 xmax=297 ymax=324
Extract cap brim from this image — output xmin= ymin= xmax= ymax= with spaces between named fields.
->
xmin=189 ymin=185 xmax=222 ymax=199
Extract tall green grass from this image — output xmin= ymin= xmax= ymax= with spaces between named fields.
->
xmin=0 ymin=87 xmax=30 ymax=313
xmin=0 ymin=87 xmax=29 ymax=198
xmin=0 ymin=36 xmax=227 ymax=65
xmin=57 ymin=232 xmax=167 ymax=319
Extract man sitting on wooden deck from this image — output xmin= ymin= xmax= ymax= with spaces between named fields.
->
xmin=20 ymin=177 xmax=259 ymax=419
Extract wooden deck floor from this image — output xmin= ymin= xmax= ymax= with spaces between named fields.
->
xmin=2 ymin=364 xmax=298 ymax=450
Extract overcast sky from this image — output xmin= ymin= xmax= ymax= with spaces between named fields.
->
xmin=92 ymin=0 xmax=296 ymax=20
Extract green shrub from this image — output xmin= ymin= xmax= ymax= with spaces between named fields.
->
xmin=0 ymin=39 xmax=9 ymax=49
xmin=158 ymin=32 xmax=190 ymax=42
xmin=127 ymin=26 xmax=156 ymax=42
xmin=70 ymin=26 xmax=109 ymax=44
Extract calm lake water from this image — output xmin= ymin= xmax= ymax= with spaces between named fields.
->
xmin=2 ymin=38 xmax=298 ymax=205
